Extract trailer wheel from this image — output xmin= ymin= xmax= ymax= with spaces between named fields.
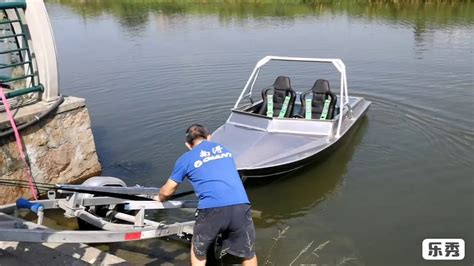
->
xmin=76 ymin=176 xmax=134 ymax=230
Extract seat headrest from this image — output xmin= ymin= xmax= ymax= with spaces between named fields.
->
xmin=273 ymin=76 xmax=291 ymax=91
xmin=311 ymin=79 xmax=331 ymax=94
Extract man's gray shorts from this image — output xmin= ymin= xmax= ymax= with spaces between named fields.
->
xmin=192 ymin=204 xmax=256 ymax=259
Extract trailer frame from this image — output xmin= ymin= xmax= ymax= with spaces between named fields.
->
xmin=0 ymin=187 xmax=196 ymax=244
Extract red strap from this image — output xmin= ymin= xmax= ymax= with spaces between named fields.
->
xmin=0 ymin=86 xmax=38 ymax=200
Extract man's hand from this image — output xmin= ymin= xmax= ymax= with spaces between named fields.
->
xmin=155 ymin=179 xmax=179 ymax=202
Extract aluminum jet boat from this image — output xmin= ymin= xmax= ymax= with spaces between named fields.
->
xmin=212 ymin=56 xmax=371 ymax=179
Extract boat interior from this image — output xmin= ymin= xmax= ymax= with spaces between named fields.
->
xmin=234 ymin=75 xmax=344 ymax=121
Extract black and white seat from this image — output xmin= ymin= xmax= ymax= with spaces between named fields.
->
xmin=257 ymin=76 xmax=296 ymax=118
xmin=300 ymin=79 xmax=337 ymax=120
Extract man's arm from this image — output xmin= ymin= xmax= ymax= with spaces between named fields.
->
xmin=154 ymin=179 xmax=179 ymax=202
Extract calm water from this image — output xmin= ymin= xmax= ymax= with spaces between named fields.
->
xmin=47 ymin=1 xmax=473 ymax=265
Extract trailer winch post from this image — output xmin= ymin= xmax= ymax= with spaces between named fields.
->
xmin=135 ymin=208 xmax=145 ymax=227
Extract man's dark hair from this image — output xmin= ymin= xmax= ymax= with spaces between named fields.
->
xmin=185 ymin=124 xmax=210 ymax=145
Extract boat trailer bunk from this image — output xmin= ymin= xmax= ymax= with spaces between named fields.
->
xmin=0 ymin=180 xmax=196 ymax=244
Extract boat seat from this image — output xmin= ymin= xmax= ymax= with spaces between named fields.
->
xmin=300 ymin=79 xmax=337 ymax=120
xmin=257 ymin=76 xmax=296 ymax=118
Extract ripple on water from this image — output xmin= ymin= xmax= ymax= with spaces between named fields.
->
xmin=359 ymin=93 xmax=474 ymax=171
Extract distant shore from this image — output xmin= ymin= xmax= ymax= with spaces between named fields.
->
xmin=50 ymin=0 xmax=473 ymax=27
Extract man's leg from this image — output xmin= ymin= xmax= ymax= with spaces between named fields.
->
xmin=191 ymin=207 xmax=226 ymax=265
xmin=242 ymin=255 xmax=258 ymax=266
xmin=191 ymin=243 xmax=206 ymax=266
xmin=222 ymin=204 xmax=257 ymax=264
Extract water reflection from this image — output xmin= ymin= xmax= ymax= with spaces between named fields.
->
xmin=248 ymin=117 xmax=369 ymax=228
xmin=52 ymin=0 xmax=473 ymax=29
xmin=50 ymin=0 xmax=473 ymax=62
xmin=117 ymin=13 xmax=149 ymax=34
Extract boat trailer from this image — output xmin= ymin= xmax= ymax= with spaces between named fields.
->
xmin=0 ymin=176 xmax=196 ymax=244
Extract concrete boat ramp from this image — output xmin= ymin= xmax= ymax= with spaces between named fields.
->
xmin=0 ymin=212 xmax=129 ymax=265
xmin=0 ymin=241 xmax=129 ymax=265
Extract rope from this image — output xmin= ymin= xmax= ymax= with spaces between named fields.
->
xmin=0 ymin=86 xmax=38 ymax=199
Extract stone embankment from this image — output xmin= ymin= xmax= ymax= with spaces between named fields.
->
xmin=0 ymin=96 xmax=101 ymax=204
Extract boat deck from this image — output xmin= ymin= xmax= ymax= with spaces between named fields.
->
xmin=214 ymin=124 xmax=329 ymax=169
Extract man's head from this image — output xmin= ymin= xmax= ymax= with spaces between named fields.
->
xmin=185 ymin=124 xmax=211 ymax=149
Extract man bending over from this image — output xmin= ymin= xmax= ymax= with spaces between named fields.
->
xmin=155 ymin=124 xmax=257 ymax=266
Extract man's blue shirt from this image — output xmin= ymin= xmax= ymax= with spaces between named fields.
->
xmin=169 ymin=140 xmax=250 ymax=209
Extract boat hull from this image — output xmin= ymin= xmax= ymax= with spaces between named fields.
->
xmin=239 ymin=112 xmax=368 ymax=180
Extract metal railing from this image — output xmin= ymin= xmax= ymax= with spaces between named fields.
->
xmin=0 ymin=1 xmax=43 ymax=101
